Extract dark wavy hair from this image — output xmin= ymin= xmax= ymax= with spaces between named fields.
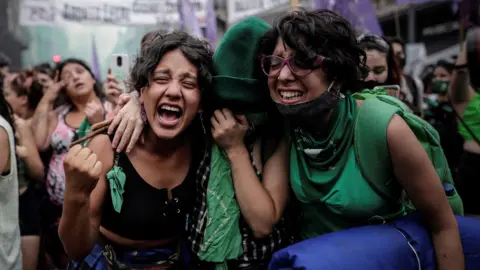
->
xmin=33 ymin=63 xmax=54 ymax=78
xmin=0 ymin=73 xmax=15 ymax=137
xmin=259 ymin=8 xmax=369 ymax=92
xmin=54 ymin=58 xmax=105 ymax=106
xmin=358 ymin=34 xmax=402 ymax=85
xmin=10 ymin=70 xmax=44 ymax=111
xmin=435 ymin=59 xmax=455 ymax=74
xmin=131 ymin=31 xmax=214 ymax=109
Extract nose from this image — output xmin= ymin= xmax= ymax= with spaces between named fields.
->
xmin=277 ymin=63 xmax=294 ymax=82
xmin=365 ymin=72 xmax=376 ymax=82
xmin=164 ymin=81 xmax=182 ymax=100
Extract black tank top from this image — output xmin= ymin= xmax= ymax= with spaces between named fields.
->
xmin=100 ymin=150 xmax=197 ymax=241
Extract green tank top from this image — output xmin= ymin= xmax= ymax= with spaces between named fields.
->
xmin=458 ymin=93 xmax=480 ymax=142
xmin=293 ymin=146 xmax=401 ymax=240
xmin=287 ymin=94 xmax=404 ymax=240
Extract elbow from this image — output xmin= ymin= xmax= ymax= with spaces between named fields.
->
xmin=251 ymin=225 xmax=273 ymax=239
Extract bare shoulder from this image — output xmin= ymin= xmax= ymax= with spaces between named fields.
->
xmin=386 ymin=114 xmax=411 ymax=142
xmin=87 ymin=135 xmax=114 ymax=172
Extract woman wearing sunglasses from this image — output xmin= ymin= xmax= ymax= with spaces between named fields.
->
xmin=258 ymin=9 xmax=463 ymax=269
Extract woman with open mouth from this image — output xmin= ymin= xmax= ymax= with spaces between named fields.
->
xmin=58 ymin=31 xmax=213 ymax=270
xmin=30 ymin=58 xmax=109 ymax=268
xmin=258 ymin=8 xmax=463 ymax=269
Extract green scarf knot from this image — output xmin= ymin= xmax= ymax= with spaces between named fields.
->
xmin=106 ymin=165 xmax=126 ymax=213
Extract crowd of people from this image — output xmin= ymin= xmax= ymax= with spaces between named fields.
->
xmin=0 ymin=7 xmax=478 ymax=270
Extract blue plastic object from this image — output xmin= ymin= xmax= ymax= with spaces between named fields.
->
xmin=268 ymin=214 xmax=480 ymax=270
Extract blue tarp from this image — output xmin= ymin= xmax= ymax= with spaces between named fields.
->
xmin=269 ymin=214 xmax=480 ymax=270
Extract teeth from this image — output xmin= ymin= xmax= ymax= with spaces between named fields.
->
xmin=279 ymin=91 xmax=303 ymax=99
xmin=160 ymin=105 xmax=181 ymax=112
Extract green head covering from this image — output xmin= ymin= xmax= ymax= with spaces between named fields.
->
xmin=212 ymin=17 xmax=271 ymax=113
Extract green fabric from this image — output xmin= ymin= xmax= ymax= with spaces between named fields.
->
xmin=458 ymin=93 xmax=480 ymax=141
xmin=288 ymin=95 xmax=399 ymax=238
xmin=212 ymin=17 xmax=271 ymax=112
xmin=200 ymin=17 xmax=272 ymax=267
xmin=288 ymin=95 xmax=357 ymax=202
xmin=106 ymin=165 xmax=127 ymax=213
xmin=354 ymin=92 xmax=463 ymax=216
xmin=431 ymin=80 xmax=450 ymax=94
xmin=199 ymin=144 xmax=243 ymax=267
xmin=77 ymin=118 xmax=91 ymax=147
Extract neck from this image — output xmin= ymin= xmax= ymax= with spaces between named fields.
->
xmin=71 ymin=92 xmax=98 ymax=111
xmin=16 ymin=107 xmax=34 ymax=120
xmin=141 ymin=127 xmax=188 ymax=156
xmin=299 ymin=109 xmax=335 ymax=137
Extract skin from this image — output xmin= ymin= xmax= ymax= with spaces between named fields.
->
xmin=270 ymin=38 xmax=464 ymax=270
xmin=211 ymin=109 xmax=290 ymax=238
xmin=0 ymin=127 xmax=9 ymax=175
xmin=31 ymin=63 xmax=105 ymax=151
xmin=34 ymin=72 xmax=53 ymax=92
xmin=4 ymin=80 xmax=45 ymax=270
xmin=59 ymin=49 xmax=201 ymax=260
xmin=364 ymin=49 xmax=388 ymax=84
xmin=391 ymin=42 xmax=405 ymax=68
xmin=433 ymin=66 xmax=452 ymax=82
xmin=448 ymin=43 xmax=480 ymax=154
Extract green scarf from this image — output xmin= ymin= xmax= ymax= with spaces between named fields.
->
xmin=200 ymin=113 xmax=267 ymax=269
xmin=289 ymin=95 xmax=357 ymax=203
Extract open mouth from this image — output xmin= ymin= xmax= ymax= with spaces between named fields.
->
xmin=278 ymin=90 xmax=304 ymax=103
xmin=157 ymin=104 xmax=183 ymax=124
xmin=75 ymin=82 xmax=85 ymax=89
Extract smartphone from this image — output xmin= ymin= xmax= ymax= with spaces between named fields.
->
xmin=374 ymin=85 xmax=400 ymax=98
xmin=110 ymin=54 xmax=130 ymax=93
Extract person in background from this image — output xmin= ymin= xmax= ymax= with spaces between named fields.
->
xmin=259 ymin=9 xmax=463 ymax=269
xmin=31 ymin=58 xmax=109 ymax=268
xmin=357 ymin=34 xmax=403 ymax=94
xmin=423 ymin=60 xmax=464 ymax=178
xmin=385 ymin=36 xmax=424 ymax=115
xmin=0 ymin=52 xmax=11 ymax=76
xmin=448 ymin=43 xmax=480 ymax=217
xmin=0 ymin=72 xmax=22 ymax=270
xmin=3 ymin=70 xmax=45 ymax=270
xmin=33 ymin=64 xmax=54 ymax=93
xmin=60 ymin=31 xmax=212 ymax=269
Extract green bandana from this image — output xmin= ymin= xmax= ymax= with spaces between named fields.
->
xmin=106 ymin=165 xmax=126 ymax=213
xmin=289 ymin=95 xmax=357 ymax=203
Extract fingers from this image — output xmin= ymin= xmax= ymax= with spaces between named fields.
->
xmin=210 ymin=114 xmax=220 ymax=130
xmin=118 ymin=94 xmax=131 ymax=106
xmin=235 ymin=114 xmax=249 ymax=126
xmin=213 ymin=110 xmax=226 ymax=122
xmin=85 ymin=152 xmax=98 ymax=169
xmin=111 ymin=117 xmax=128 ymax=149
xmin=221 ymin=108 xmax=234 ymax=120
xmin=116 ymin=117 xmax=136 ymax=153
xmin=54 ymin=70 xmax=59 ymax=82
xmin=68 ymin=144 xmax=84 ymax=157
xmin=76 ymin=147 xmax=92 ymax=161
xmin=91 ymin=160 xmax=103 ymax=179
xmin=108 ymin=109 xmax=124 ymax=135
xmin=126 ymin=119 xmax=144 ymax=153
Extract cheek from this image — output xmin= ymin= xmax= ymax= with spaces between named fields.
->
xmin=267 ymin=78 xmax=277 ymax=94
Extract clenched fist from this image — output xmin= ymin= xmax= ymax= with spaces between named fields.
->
xmin=64 ymin=145 xmax=103 ymax=196
xmin=211 ymin=109 xmax=248 ymax=152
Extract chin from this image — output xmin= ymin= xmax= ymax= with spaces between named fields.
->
xmin=150 ymin=121 xmax=188 ymax=141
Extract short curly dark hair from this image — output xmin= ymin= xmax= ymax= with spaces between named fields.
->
xmin=259 ymin=8 xmax=368 ymax=92
xmin=131 ymin=31 xmax=214 ymax=106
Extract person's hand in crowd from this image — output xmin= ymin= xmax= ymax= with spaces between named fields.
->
xmin=211 ymin=108 xmax=249 ymax=153
xmin=104 ymin=68 xmax=122 ymax=106
xmin=108 ymin=92 xmax=143 ymax=153
xmin=14 ymin=115 xmax=30 ymax=159
xmin=64 ymin=145 xmax=103 ymax=196
xmin=84 ymin=100 xmax=104 ymax=125
xmin=43 ymin=71 xmax=67 ymax=103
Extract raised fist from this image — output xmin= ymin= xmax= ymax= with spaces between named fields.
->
xmin=64 ymin=145 xmax=103 ymax=196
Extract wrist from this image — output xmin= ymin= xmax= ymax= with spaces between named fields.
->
xmin=226 ymin=144 xmax=248 ymax=159
xmin=64 ymin=191 xmax=90 ymax=206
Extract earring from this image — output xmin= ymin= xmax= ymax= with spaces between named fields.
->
xmin=141 ymin=104 xmax=147 ymax=123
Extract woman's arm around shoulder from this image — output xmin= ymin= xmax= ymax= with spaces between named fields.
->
xmin=387 ymin=115 xmax=464 ymax=270
xmin=58 ymin=135 xmax=114 ymax=260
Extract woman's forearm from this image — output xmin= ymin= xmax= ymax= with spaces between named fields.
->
xmin=449 ymin=44 xmax=472 ymax=104
xmin=227 ymin=146 xmax=277 ymax=238
xmin=20 ymin=127 xmax=45 ymax=181
xmin=58 ymin=193 xmax=98 ymax=260
xmin=431 ymin=227 xmax=464 ymax=270
xmin=31 ymin=101 xmax=54 ymax=150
